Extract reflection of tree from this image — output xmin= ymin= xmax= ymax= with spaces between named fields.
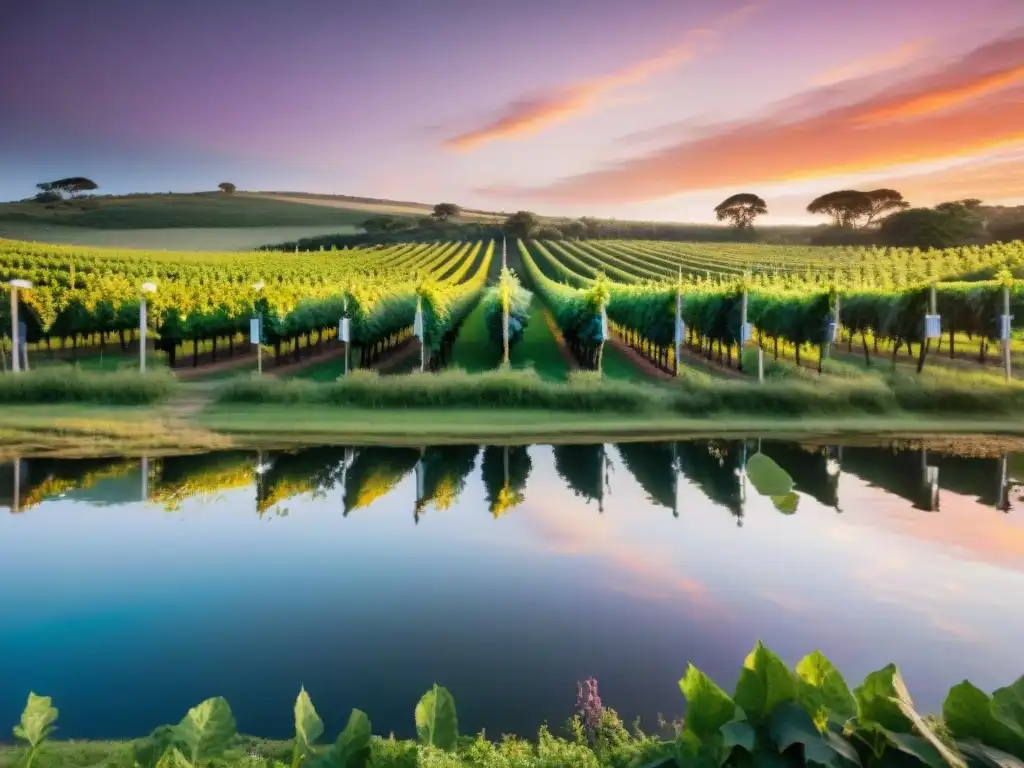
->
xmin=481 ymin=446 xmax=531 ymax=518
xmin=1 ymin=458 xmax=138 ymax=512
xmin=553 ymin=445 xmax=610 ymax=509
xmin=615 ymin=442 xmax=676 ymax=510
xmin=343 ymin=447 xmax=419 ymax=514
xmin=840 ymin=444 xmax=1001 ymax=510
xmin=149 ymin=452 xmax=255 ymax=511
xmin=676 ymin=440 xmax=744 ymax=521
xmin=256 ymin=447 xmax=352 ymax=515
xmin=414 ymin=446 xmax=480 ymax=516
xmin=758 ymin=441 xmax=837 ymax=509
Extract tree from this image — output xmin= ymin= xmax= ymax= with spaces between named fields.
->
xmin=361 ymin=216 xmax=405 ymax=233
xmin=535 ymin=225 xmax=564 ymax=240
xmin=713 ymin=193 xmax=767 ymax=230
xmin=36 ymin=177 xmax=98 ymax=199
xmin=879 ymin=206 xmax=987 ymax=249
xmin=218 ymin=182 xmax=236 ymax=194
xmin=578 ymin=217 xmax=603 ymax=239
xmin=432 ymin=202 xmax=461 ymax=222
xmin=807 ymin=190 xmax=873 ymax=228
xmin=503 ymin=211 xmax=540 ymax=239
xmin=559 ymin=219 xmax=586 ymax=240
xmin=863 ymin=189 xmax=909 ymax=226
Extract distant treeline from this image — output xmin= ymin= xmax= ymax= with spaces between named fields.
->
xmin=261 ymin=218 xmax=819 ymax=252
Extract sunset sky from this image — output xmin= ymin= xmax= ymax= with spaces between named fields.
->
xmin=2 ymin=0 xmax=1023 ymax=223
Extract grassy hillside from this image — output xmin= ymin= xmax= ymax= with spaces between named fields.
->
xmin=0 ymin=192 xmax=383 ymax=229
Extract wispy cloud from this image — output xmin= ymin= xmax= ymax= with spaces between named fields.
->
xmin=443 ymin=2 xmax=762 ymax=151
xmin=811 ymin=40 xmax=930 ymax=86
xmin=478 ymin=30 xmax=1024 ymax=204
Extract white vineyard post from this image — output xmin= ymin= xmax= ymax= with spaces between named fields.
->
xmin=252 ymin=281 xmax=265 ymax=376
xmin=140 ymin=282 xmax=156 ymax=373
xmin=8 ymin=279 xmax=32 ymax=373
xmin=1002 ymin=283 xmax=1012 ymax=382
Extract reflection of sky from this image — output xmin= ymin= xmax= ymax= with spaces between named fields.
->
xmin=1 ymin=445 xmax=1022 ymax=741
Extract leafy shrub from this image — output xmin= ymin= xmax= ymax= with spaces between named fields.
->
xmin=0 ymin=368 xmax=177 ymax=405
xmin=8 ymin=645 xmax=1024 ymax=767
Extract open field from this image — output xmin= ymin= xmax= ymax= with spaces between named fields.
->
xmin=0 ymin=192 xmax=377 ymax=229
xmin=0 ymin=222 xmax=362 ymax=250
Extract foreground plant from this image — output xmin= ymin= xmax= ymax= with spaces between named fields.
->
xmin=9 ymin=643 xmax=1024 ymax=767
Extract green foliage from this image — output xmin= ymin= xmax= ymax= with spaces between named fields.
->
xmin=0 ymin=367 xmax=177 ymax=404
xmin=173 ymin=697 xmax=237 ymax=765
xmin=10 ymin=657 xmax=1024 ymax=768
xmin=293 ymin=688 xmax=324 ymax=766
xmin=416 ymin=685 xmax=459 ymax=751
xmin=12 ymin=693 xmax=58 ymax=768
xmin=880 ymin=206 xmax=987 ymax=249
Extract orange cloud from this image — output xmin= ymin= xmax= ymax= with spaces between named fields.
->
xmin=444 ymin=3 xmax=761 ymax=151
xmin=857 ymin=63 xmax=1024 ymax=124
xmin=481 ymin=30 xmax=1024 ymax=204
xmin=811 ymin=40 xmax=929 ymax=86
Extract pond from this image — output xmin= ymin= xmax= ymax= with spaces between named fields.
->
xmin=2 ymin=439 xmax=1023 ymax=742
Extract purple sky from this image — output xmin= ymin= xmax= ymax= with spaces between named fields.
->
xmin=2 ymin=0 xmax=1023 ymax=223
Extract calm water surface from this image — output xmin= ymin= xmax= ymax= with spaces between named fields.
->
xmin=2 ymin=440 xmax=1023 ymax=741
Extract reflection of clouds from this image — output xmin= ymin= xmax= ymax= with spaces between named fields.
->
xmin=760 ymin=591 xmax=813 ymax=614
xmin=515 ymin=457 xmax=721 ymax=615
xmin=837 ymin=474 xmax=1024 ymax=572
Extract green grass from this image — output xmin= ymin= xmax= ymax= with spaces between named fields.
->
xmin=601 ymin=342 xmax=650 ymax=381
xmin=509 ymin=299 xmax=570 ymax=380
xmin=0 ymin=192 xmax=375 ymax=229
xmin=0 ymin=368 xmax=177 ymax=405
xmin=451 ymin=298 xmax=502 ymax=373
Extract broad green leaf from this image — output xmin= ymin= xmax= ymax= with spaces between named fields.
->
xmin=293 ymin=687 xmax=324 ymax=766
xmin=734 ymin=641 xmax=799 ymax=722
xmin=772 ymin=493 xmax=800 ymax=515
xmin=854 ymin=665 xmax=912 ymax=733
xmin=885 ymin=729 xmax=951 ymax=768
xmin=796 ymin=651 xmax=856 ymax=724
xmin=944 ymin=681 xmax=1024 ymax=759
xmin=132 ymin=725 xmax=177 ymax=768
xmin=173 ymin=697 xmax=236 ymax=764
xmin=722 ymin=720 xmax=756 ymax=753
xmin=154 ymin=747 xmax=192 ymax=768
xmin=13 ymin=692 xmax=58 ymax=747
xmin=956 ymin=740 xmax=1024 ymax=768
xmin=746 ymin=453 xmax=794 ymax=498
xmin=317 ymin=710 xmax=372 ymax=768
xmin=992 ymin=678 xmax=1024 ymax=742
xmin=769 ymin=701 xmax=860 ymax=768
xmin=674 ymin=730 xmax=730 ymax=768
xmin=415 ymin=685 xmax=458 ymax=751
xmin=892 ymin=670 xmax=965 ymax=768
xmin=679 ymin=664 xmax=742 ymax=741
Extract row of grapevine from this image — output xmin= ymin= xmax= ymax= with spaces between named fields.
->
xmin=0 ymin=238 xmax=493 ymax=371
xmin=520 ymin=238 xmax=1024 ymax=376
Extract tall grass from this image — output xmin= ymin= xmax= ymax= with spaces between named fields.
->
xmin=216 ymin=366 xmax=1024 ymax=418
xmin=216 ymin=368 xmax=655 ymax=412
xmin=0 ymin=368 xmax=178 ymax=404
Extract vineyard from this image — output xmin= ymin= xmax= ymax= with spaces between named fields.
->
xmin=3 ymin=235 xmax=1024 ymax=388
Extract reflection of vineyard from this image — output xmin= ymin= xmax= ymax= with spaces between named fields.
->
xmin=481 ymin=446 xmax=531 ymax=518
xmin=150 ymin=452 xmax=254 ymax=510
xmin=2 ymin=441 xmax=1020 ymax=516
xmin=553 ymin=445 xmax=609 ymax=509
xmin=416 ymin=446 xmax=480 ymax=517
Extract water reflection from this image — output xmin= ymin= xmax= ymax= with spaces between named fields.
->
xmin=2 ymin=439 xmax=1021 ymax=517
xmin=2 ymin=438 xmax=1023 ymax=742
